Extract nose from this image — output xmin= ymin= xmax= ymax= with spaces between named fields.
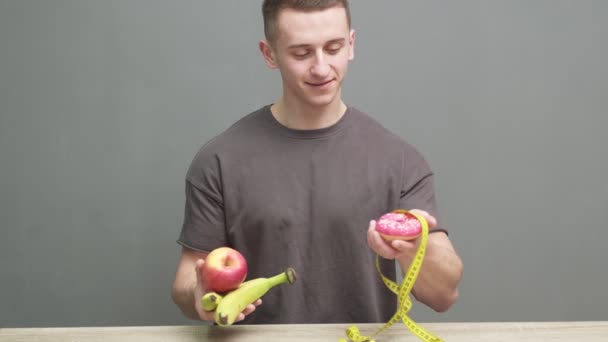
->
xmin=310 ymin=51 xmax=330 ymax=78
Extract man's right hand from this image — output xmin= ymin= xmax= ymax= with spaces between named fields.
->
xmin=193 ymin=258 xmax=262 ymax=322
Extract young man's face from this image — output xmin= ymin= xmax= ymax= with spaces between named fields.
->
xmin=262 ymin=6 xmax=355 ymax=109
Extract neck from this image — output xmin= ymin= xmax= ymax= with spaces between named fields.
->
xmin=270 ymin=97 xmax=347 ymax=130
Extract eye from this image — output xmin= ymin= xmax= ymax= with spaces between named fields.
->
xmin=292 ymin=50 xmax=310 ymax=58
xmin=326 ymin=45 xmax=343 ymax=54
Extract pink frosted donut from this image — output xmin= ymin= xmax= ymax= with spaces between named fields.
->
xmin=376 ymin=210 xmax=422 ymax=241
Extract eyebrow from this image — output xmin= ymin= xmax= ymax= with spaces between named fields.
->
xmin=287 ymin=38 xmax=346 ymax=50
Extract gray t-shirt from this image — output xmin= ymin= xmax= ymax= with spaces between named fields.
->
xmin=178 ymin=105 xmax=444 ymax=324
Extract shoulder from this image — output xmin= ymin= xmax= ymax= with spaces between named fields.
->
xmin=347 ymin=106 xmax=424 ymax=158
xmin=206 ymin=105 xmax=271 ymax=149
xmin=185 ymin=105 xmax=271 ymax=182
xmin=195 ymin=105 xmax=271 ymax=155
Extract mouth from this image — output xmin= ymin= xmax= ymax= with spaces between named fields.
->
xmin=305 ymin=79 xmax=335 ymax=88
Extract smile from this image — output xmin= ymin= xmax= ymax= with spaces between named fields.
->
xmin=306 ymin=79 xmax=334 ymax=87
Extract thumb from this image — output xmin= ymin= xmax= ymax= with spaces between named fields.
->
xmin=195 ymin=259 xmax=205 ymax=286
xmin=409 ymin=209 xmax=437 ymax=228
xmin=193 ymin=259 xmax=209 ymax=319
xmin=195 ymin=258 xmax=205 ymax=271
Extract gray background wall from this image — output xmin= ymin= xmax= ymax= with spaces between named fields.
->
xmin=1 ymin=0 xmax=607 ymax=328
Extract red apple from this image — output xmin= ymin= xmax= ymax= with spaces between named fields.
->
xmin=201 ymin=247 xmax=248 ymax=293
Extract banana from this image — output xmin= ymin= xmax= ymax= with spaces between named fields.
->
xmin=214 ymin=267 xmax=297 ymax=326
xmin=201 ymin=278 xmax=266 ymax=311
xmin=201 ymin=292 xmax=223 ymax=311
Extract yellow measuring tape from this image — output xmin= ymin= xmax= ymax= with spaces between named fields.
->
xmin=339 ymin=210 xmax=443 ymax=342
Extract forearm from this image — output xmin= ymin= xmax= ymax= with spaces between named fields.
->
xmin=172 ymin=248 xmax=209 ymax=321
xmin=172 ymin=280 xmax=200 ymax=320
xmin=397 ymin=233 xmax=463 ymax=312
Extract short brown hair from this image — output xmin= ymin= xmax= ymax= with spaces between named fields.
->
xmin=262 ymin=0 xmax=351 ymax=45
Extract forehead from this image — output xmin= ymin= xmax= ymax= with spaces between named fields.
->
xmin=275 ymin=7 xmax=350 ymax=46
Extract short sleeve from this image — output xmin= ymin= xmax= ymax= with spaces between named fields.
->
xmin=177 ymin=149 xmax=227 ymax=252
xmin=398 ymin=145 xmax=448 ymax=235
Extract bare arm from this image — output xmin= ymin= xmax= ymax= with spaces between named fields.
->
xmin=398 ymin=230 xmax=462 ymax=312
xmin=171 ymin=247 xmax=210 ymax=320
xmin=367 ymin=210 xmax=463 ymax=312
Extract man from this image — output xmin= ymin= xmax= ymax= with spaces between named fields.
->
xmin=172 ymin=0 xmax=463 ymax=324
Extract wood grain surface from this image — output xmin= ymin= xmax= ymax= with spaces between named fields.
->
xmin=2 ymin=321 xmax=607 ymax=341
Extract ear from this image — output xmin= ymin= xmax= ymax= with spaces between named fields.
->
xmin=348 ymin=29 xmax=356 ymax=61
xmin=259 ymin=40 xmax=278 ymax=69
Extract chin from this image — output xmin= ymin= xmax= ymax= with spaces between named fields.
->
xmin=304 ymin=93 xmax=340 ymax=108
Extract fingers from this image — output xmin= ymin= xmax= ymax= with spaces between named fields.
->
xmin=242 ymin=304 xmax=257 ymax=316
xmin=368 ymin=220 xmax=419 ymax=259
xmin=367 ymin=220 xmax=398 ymax=259
xmin=390 ymin=239 xmax=417 ymax=252
xmin=195 ymin=259 xmax=205 ymax=285
xmin=235 ymin=299 xmax=263 ymax=322
xmin=205 ymin=298 xmax=263 ymax=323
xmin=195 ymin=258 xmax=263 ymax=324
xmin=194 ymin=259 xmax=215 ymax=321
xmin=194 ymin=259 xmax=209 ymax=303
xmin=200 ymin=299 xmax=259 ymax=323
xmin=408 ymin=209 xmax=437 ymax=228
xmin=200 ymin=309 xmax=215 ymax=321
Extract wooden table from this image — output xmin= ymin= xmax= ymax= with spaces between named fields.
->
xmin=2 ymin=322 xmax=607 ymax=341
